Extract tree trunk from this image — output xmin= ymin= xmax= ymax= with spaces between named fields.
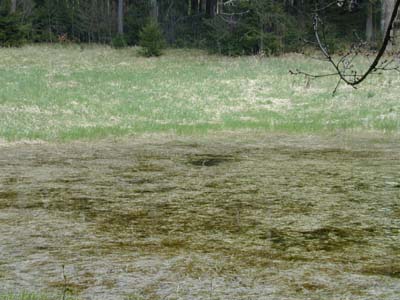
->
xmin=217 ymin=0 xmax=223 ymax=14
xmin=200 ymin=0 xmax=206 ymax=12
xmin=150 ymin=0 xmax=158 ymax=20
xmin=206 ymin=0 xmax=216 ymax=17
xmin=382 ymin=0 xmax=395 ymax=34
xmin=107 ymin=0 xmax=112 ymax=41
xmin=117 ymin=0 xmax=123 ymax=34
xmin=259 ymin=22 xmax=264 ymax=54
xmin=191 ymin=0 xmax=199 ymax=15
xmin=381 ymin=0 xmax=400 ymax=49
xmin=366 ymin=1 xmax=374 ymax=42
xmin=10 ymin=0 xmax=17 ymax=13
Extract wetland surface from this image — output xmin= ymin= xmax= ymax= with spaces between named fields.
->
xmin=0 ymin=133 xmax=399 ymax=299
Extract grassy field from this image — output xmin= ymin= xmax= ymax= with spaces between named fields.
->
xmin=0 ymin=44 xmax=399 ymax=141
xmin=0 ymin=46 xmax=399 ymax=300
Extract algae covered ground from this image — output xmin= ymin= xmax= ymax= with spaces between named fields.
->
xmin=1 ymin=133 xmax=399 ymax=299
xmin=0 ymin=46 xmax=399 ymax=299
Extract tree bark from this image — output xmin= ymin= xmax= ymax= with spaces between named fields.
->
xmin=366 ymin=1 xmax=374 ymax=42
xmin=206 ymin=0 xmax=216 ymax=17
xmin=217 ymin=0 xmax=223 ymax=14
xmin=10 ymin=0 xmax=17 ymax=13
xmin=117 ymin=0 xmax=123 ymax=34
xmin=381 ymin=0 xmax=400 ymax=49
xmin=200 ymin=0 xmax=206 ymax=12
xmin=150 ymin=0 xmax=158 ymax=20
xmin=191 ymin=0 xmax=199 ymax=15
xmin=382 ymin=0 xmax=395 ymax=34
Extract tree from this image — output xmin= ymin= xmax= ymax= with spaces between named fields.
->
xmin=206 ymin=0 xmax=216 ymax=17
xmin=139 ymin=19 xmax=165 ymax=56
xmin=292 ymin=0 xmax=400 ymax=91
xmin=382 ymin=0 xmax=396 ymax=34
xmin=10 ymin=0 xmax=17 ymax=14
xmin=150 ymin=0 xmax=158 ymax=20
xmin=117 ymin=0 xmax=123 ymax=34
xmin=190 ymin=0 xmax=199 ymax=15
xmin=366 ymin=0 xmax=374 ymax=42
xmin=0 ymin=1 xmax=27 ymax=47
xmin=205 ymin=0 xmax=299 ymax=55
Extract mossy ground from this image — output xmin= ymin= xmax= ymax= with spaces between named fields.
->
xmin=0 ymin=133 xmax=399 ymax=299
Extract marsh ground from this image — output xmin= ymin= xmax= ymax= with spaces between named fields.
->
xmin=0 ymin=133 xmax=399 ymax=299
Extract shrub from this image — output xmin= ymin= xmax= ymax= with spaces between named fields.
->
xmin=111 ymin=34 xmax=127 ymax=48
xmin=139 ymin=20 xmax=165 ymax=57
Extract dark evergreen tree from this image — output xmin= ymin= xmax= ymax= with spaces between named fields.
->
xmin=0 ymin=1 xmax=29 ymax=47
xmin=139 ymin=19 xmax=165 ymax=56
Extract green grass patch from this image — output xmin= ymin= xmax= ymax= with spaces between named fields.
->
xmin=0 ymin=45 xmax=399 ymax=141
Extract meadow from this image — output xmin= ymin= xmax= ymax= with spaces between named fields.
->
xmin=0 ymin=45 xmax=399 ymax=141
xmin=0 ymin=45 xmax=399 ymax=300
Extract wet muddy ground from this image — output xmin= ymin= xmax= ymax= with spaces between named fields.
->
xmin=0 ymin=133 xmax=399 ymax=299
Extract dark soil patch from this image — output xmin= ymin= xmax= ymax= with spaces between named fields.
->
xmin=188 ymin=154 xmax=237 ymax=167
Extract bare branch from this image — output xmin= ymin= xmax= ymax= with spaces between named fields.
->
xmin=291 ymin=0 xmax=400 ymax=91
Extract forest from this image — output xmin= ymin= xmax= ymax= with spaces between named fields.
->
xmin=1 ymin=0 xmax=396 ymax=55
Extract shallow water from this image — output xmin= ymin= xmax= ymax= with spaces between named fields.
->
xmin=0 ymin=133 xmax=399 ymax=299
